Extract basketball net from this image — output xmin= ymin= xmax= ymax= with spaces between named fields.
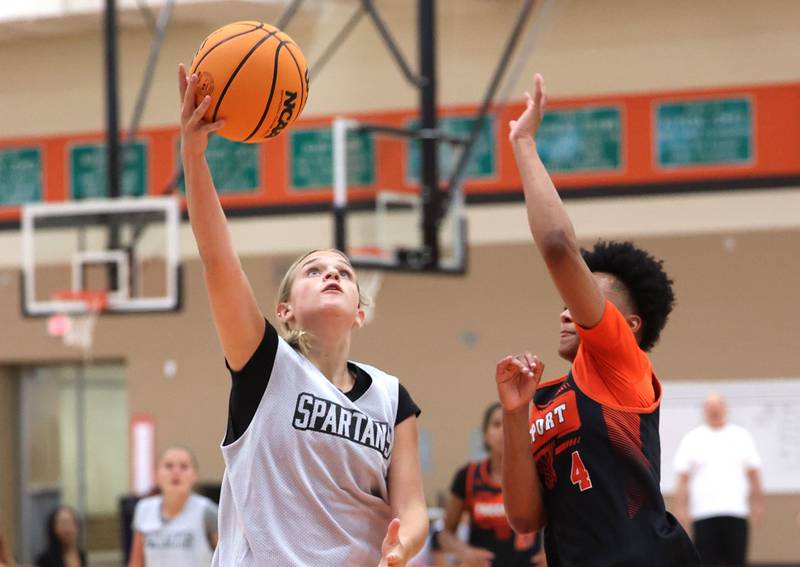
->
xmin=349 ymin=246 xmax=389 ymax=325
xmin=359 ymin=269 xmax=384 ymax=324
xmin=47 ymin=291 xmax=108 ymax=357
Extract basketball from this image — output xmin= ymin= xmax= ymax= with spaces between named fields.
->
xmin=190 ymin=21 xmax=309 ymax=143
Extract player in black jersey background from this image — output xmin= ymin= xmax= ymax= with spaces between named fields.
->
xmin=494 ymin=74 xmax=701 ymax=566
xmin=437 ymin=402 xmax=545 ymax=566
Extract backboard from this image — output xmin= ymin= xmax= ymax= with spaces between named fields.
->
xmin=331 ymin=117 xmax=468 ymax=274
xmin=21 ymin=196 xmax=181 ymax=316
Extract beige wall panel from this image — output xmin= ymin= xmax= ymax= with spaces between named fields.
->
xmin=1 ymin=227 xmax=799 ymax=560
xmin=522 ymin=0 xmax=800 ymax=98
xmin=2 ymin=188 xmax=799 ymax=269
xmin=28 ymin=382 xmax=61 ymax=486
xmin=1 ymin=0 xmax=800 ymax=558
xmin=664 ymin=494 xmax=800 ymax=562
xmin=2 ymin=0 xmax=800 ymax=136
xmin=0 ymin=368 xmax=19 ymax=560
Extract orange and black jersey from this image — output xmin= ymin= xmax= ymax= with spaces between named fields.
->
xmin=451 ymin=460 xmax=541 ymax=567
xmin=531 ymin=301 xmax=699 ymax=567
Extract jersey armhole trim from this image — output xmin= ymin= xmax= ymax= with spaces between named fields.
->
xmin=465 ymin=462 xmax=477 ymax=508
xmin=533 ymin=375 xmax=569 ymax=409
xmin=538 ymin=375 xmax=568 ymax=388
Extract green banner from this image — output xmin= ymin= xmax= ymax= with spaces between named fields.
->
xmin=406 ymin=115 xmax=496 ymax=182
xmin=0 ymin=147 xmax=42 ymax=205
xmin=70 ymin=141 xmax=147 ymax=199
xmin=290 ymin=127 xmax=374 ymax=190
xmin=178 ymin=136 xmax=261 ymax=194
xmin=656 ymin=97 xmax=752 ymax=167
xmin=207 ymin=136 xmax=260 ymax=193
xmin=536 ymin=107 xmax=622 ymax=173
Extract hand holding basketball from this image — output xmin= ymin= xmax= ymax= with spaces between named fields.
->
xmin=378 ymin=518 xmax=407 ymax=567
xmin=188 ymin=21 xmax=308 ymax=143
xmin=495 ymin=352 xmax=544 ymax=413
xmin=509 ymin=73 xmax=547 ymax=143
xmin=179 ymin=63 xmax=225 ymax=157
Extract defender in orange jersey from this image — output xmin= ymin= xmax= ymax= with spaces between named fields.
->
xmin=495 ymin=74 xmax=701 ymax=567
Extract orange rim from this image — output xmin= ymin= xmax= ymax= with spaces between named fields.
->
xmin=52 ymin=290 xmax=109 ymax=312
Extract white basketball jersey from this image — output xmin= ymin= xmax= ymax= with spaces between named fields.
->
xmin=213 ymin=338 xmax=399 ymax=566
xmin=133 ymin=493 xmax=216 ymax=567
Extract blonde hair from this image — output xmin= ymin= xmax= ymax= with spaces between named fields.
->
xmin=276 ymin=249 xmax=370 ymax=357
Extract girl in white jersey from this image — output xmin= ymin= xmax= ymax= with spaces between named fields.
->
xmin=128 ymin=447 xmax=218 ymax=567
xmin=178 ymin=64 xmax=429 ymax=566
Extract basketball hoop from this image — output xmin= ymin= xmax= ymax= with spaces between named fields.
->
xmin=46 ymin=290 xmax=108 ymax=356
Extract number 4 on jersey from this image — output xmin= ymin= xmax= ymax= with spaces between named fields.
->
xmin=570 ymin=450 xmax=592 ymax=491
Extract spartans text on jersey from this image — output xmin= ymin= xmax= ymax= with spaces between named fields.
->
xmin=292 ymin=393 xmax=393 ymax=458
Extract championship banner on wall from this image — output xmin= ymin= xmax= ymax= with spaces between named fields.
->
xmin=1 ymin=82 xmax=799 ymax=224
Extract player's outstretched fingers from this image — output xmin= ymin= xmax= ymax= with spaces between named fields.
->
xmin=535 ymin=73 xmax=547 ymax=117
xmin=178 ymin=63 xmax=189 ymax=102
xmin=496 ymin=355 xmax=525 ymax=381
xmin=190 ymin=95 xmax=212 ymax=126
xmin=534 ymin=73 xmax=545 ymax=101
xmin=181 ymin=73 xmax=199 ymax=122
xmin=513 ymin=353 xmax=534 ymax=379
xmin=202 ymin=120 xmax=225 ymax=136
xmin=379 ymin=518 xmax=403 ymax=566
xmin=496 ymin=355 xmax=512 ymax=375
xmin=522 ymin=351 xmax=536 ymax=369
xmin=531 ymin=354 xmax=545 ymax=385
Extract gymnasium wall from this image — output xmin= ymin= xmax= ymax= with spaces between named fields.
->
xmin=3 ymin=0 xmax=800 ymax=138
xmin=1 ymin=227 xmax=799 ymax=560
xmin=0 ymin=367 xmax=19 ymax=556
xmin=1 ymin=0 xmax=800 ymax=562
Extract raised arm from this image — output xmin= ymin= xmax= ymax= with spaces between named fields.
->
xmin=495 ymin=354 xmax=547 ymax=533
xmin=509 ymin=75 xmax=605 ymax=328
xmin=179 ymin=64 xmax=264 ymax=370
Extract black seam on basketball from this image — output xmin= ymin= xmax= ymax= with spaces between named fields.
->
xmin=284 ymin=43 xmax=308 ymax=116
xmin=211 ymin=31 xmax=280 ymax=123
xmin=190 ymin=23 xmax=266 ymax=76
xmin=243 ymin=40 xmax=286 ymax=141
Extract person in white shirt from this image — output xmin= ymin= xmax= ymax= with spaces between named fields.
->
xmin=674 ymin=393 xmax=765 ymax=567
xmin=128 ymin=447 xmax=218 ymax=567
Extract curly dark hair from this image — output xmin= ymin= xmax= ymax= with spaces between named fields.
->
xmin=581 ymin=240 xmax=675 ymax=351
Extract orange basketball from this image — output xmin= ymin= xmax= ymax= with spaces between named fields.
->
xmin=190 ymin=21 xmax=309 ymax=143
